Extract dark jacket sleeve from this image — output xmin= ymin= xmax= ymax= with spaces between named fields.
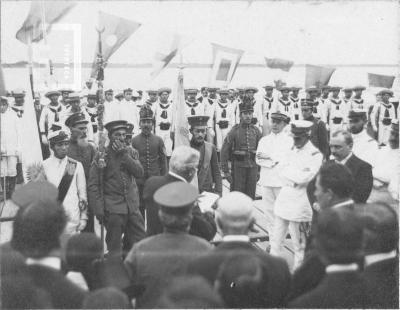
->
xmin=220 ymin=128 xmax=234 ymax=173
xmin=87 ymin=160 xmax=104 ymax=217
xmin=189 ymin=205 xmax=217 ymax=241
xmin=143 ymin=177 xmax=165 ymax=236
xmin=352 ymin=162 xmax=373 ymax=203
xmin=210 ymin=146 xmax=222 ymax=195
xmin=158 ymin=138 xmax=168 ymax=176
xmin=318 ymin=121 xmax=330 ymax=159
xmin=121 ymin=149 xmax=144 ymax=178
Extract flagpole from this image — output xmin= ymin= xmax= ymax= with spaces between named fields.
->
xmin=40 ymin=0 xmax=50 ymax=88
xmin=27 ymin=35 xmax=35 ymax=100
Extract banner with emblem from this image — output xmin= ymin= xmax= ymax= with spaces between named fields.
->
xmin=368 ymin=73 xmax=395 ymax=88
xmin=305 ymin=64 xmax=336 ymax=89
xmin=16 ymin=1 xmax=76 ymax=44
xmin=90 ymin=11 xmax=141 ymax=78
xmin=265 ymin=57 xmax=294 ymax=72
xmin=209 ymin=43 xmax=244 ymax=87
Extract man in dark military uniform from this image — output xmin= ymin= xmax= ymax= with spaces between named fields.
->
xmin=221 ymin=97 xmax=262 ymax=199
xmin=301 ymin=98 xmax=329 ymax=159
xmin=131 ymin=105 xmax=167 ymax=217
xmin=88 ymin=120 xmax=145 ymax=259
xmin=65 ymin=112 xmax=97 ymax=232
xmin=188 ymin=115 xmax=222 ymax=196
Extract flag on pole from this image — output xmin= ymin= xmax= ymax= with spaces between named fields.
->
xmin=173 ymin=69 xmax=190 ymax=147
xmin=16 ymin=1 xmax=76 ymax=44
xmin=90 ymin=12 xmax=141 ymax=78
xmin=368 ymin=73 xmax=395 ymax=88
xmin=265 ymin=57 xmax=294 ymax=72
xmin=305 ymin=64 xmax=336 ymax=89
xmin=209 ymin=43 xmax=244 ymax=87
xmin=0 ymin=66 xmax=6 ymax=96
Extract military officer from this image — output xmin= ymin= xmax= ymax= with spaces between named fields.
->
xmin=154 ymin=87 xmax=174 ymax=158
xmin=131 ymin=105 xmax=168 ymax=217
xmin=371 ymin=89 xmax=397 ymax=145
xmin=244 ymin=86 xmax=263 ymax=132
xmin=39 ymin=90 xmax=64 ymax=157
xmin=348 ymin=109 xmax=379 ymax=167
xmin=301 ymin=99 xmax=330 ymax=159
xmin=290 ymin=86 xmax=302 ymax=122
xmin=326 ymin=86 xmax=349 ymax=137
xmin=221 ymin=97 xmax=262 ymax=199
xmin=214 ymin=88 xmax=235 ymax=153
xmin=188 ymin=116 xmax=222 ymax=195
xmin=271 ymin=120 xmax=323 ymax=270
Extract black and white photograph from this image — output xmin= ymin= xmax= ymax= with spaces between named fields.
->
xmin=0 ymin=0 xmax=398 ymax=308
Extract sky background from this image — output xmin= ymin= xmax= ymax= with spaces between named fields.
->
xmin=1 ymin=0 xmax=398 ymax=91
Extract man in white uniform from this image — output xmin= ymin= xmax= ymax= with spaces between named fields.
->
xmin=271 ymin=120 xmax=323 ymax=270
xmin=43 ymin=128 xmax=87 ymax=236
xmin=326 ymin=86 xmax=349 ymax=138
xmin=120 ymin=88 xmax=140 ymax=136
xmin=154 ymin=87 xmax=174 ymax=158
xmin=256 ymin=112 xmax=292 ymax=243
xmin=214 ymin=88 xmax=235 ymax=153
xmin=290 ymin=86 xmax=302 ymax=122
xmin=371 ymin=89 xmax=397 ymax=145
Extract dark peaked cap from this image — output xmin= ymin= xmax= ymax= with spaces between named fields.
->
xmin=154 ymin=182 xmax=198 ymax=213
xmin=104 ymin=120 xmax=128 ymax=133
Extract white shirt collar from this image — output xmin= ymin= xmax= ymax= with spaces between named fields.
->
xmin=332 ymin=199 xmax=354 ymax=209
xmin=365 ymin=250 xmax=397 ymax=267
xmin=339 ymin=152 xmax=353 ymax=165
xmin=26 ymin=256 xmax=61 ymax=271
xmin=222 ymin=235 xmax=250 ymax=242
xmin=51 ymin=155 xmax=68 ymax=165
xmin=325 ymin=263 xmax=358 ymax=273
xmin=168 ymin=171 xmax=188 ymax=183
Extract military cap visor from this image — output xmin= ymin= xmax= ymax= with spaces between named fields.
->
xmin=48 ymin=130 xmax=70 ymax=143
xmin=123 ymin=88 xmax=133 ymax=93
xmin=158 ymin=87 xmax=172 ymax=95
xmin=45 ymin=90 xmax=61 ymax=98
xmin=330 ymin=86 xmax=342 ymax=91
xmin=104 ymin=89 xmax=114 ymax=93
xmin=291 ymin=120 xmax=313 ymax=135
xmin=65 ymin=113 xmax=89 ymax=128
xmin=104 ymin=120 xmax=128 ymax=133
xmin=66 ymin=92 xmax=81 ymax=103
xmin=115 ymin=93 xmax=124 ymax=99
xmin=348 ymin=109 xmax=367 ymax=119
xmin=146 ymin=89 xmax=158 ymax=94
xmin=290 ymin=86 xmax=302 ymax=91
xmin=270 ymin=112 xmax=288 ymax=121
xmin=154 ymin=182 xmax=198 ymax=210
xmin=185 ymin=88 xmax=199 ymax=94
xmin=306 ymin=86 xmax=319 ymax=92
xmin=244 ymin=87 xmax=258 ymax=93
xmin=188 ymin=115 xmax=210 ymax=127
xmin=59 ymin=88 xmax=74 ymax=94
xmin=279 ymin=86 xmax=291 ymax=92
xmin=343 ymin=87 xmax=353 ymax=92
xmin=263 ymin=85 xmax=275 ymax=90
xmin=217 ymin=89 xmax=229 ymax=95
xmin=11 ymin=89 xmax=26 ymax=97
xmin=377 ymin=89 xmax=394 ymax=97
xmin=352 ymin=86 xmax=366 ymax=91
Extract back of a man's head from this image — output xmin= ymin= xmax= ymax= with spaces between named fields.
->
xmin=315 ymin=207 xmax=364 ymax=265
xmin=82 ymin=287 xmax=131 ymax=309
xmin=66 ymin=233 xmax=103 ymax=272
xmin=358 ymin=202 xmax=398 ymax=255
xmin=216 ymin=254 xmax=271 ymax=308
xmin=11 ymin=199 xmax=67 ymax=259
xmin=216 ymin=191 xmax=254 ymax=235
xmin=157 ymin=276 xmax=224 ymax=309
xmin=169 ymin=146 xmax=200 ymax=181
xmin=317 ymin=161 xmax=354 ymax=207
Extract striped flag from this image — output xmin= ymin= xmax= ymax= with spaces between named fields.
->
xmin=90 ymin=12 xmax=141 ymax=78
xmin=209 ymin=43 xmax=244 ymax=87
xmin=16 ymin=1 xmax=76 ymax=44
xmin=265 ymin=57 xmax=294 ymax=72
xmin=305 ymin=64 xmax=336 ymax=89
xmin=368 ymin=73 xmax=395 ymax=88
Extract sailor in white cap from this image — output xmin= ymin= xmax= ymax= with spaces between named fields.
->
xmin=271 ymin=120 xmax=323 ymax=271
xmin=325 ymin=86 xmax=348 ymax=138
xmin=42 ymin=125 xmax=88 ymax=235
xmin=154 ymin=88 xmax=174 ymax=157
xmin=261 ymin=85 xmax=276 ymax=135
xmin=371 ymin=89 xmax=397 ymax=145
xmin=290 ymin=86 xmax=302 ymax=122
xmin=119 ymin=88 xmax=140 ymax=136
xmin=214 ymin=88 xmax=235 ymax=153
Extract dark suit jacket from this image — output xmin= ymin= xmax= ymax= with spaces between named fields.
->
xmin=363 ymin=257 xmax=399 ymax=309
xmin=143 ymin=173 xmax=217 ymax=241
xmin=26 ymin=264 xmax=86 ymax=309
xmin=289 ymin=271 xmax=373 ymax=309
xmin=124 ymin=232 xmax=212 ymax=308
xmin=307 ymin=155 xmax=373 ymax=205
xmin=187 ymin=240 xmax=291 ymax=308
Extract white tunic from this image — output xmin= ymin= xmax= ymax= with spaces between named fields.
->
xmin=326 ymin=98 xmax=349 ymax=132
xmin=256 ymin=130 xmax=293 ymax=187
xmin=119 ymin=99 xmax=140 ymax=135
xmin=39 ymin=103 xmax=65 ymax=135
xmin=214 ymin=99 xmax=235 ymax=128
xmin=43 ymin=156 xmax=87 ymax=234
xmin=352 ymin=130 xmax=379 ymax=167
xmin=373 ymin=146 xmax=398 ymax=185
xmin=1 ymin=108 xmax=21 ymax=156
xmin=274 ymin=141 xmax=323 ymax=222
xmin=289 ymin=96 xmax=302 ymax=122
xmin=371 ymin=102 xmax=398 ymax=145
xmin=262 ymin=96 xmax=275 ymax=121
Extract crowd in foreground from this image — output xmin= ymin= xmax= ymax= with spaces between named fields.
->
xmin=0 ymin=81 xmax=399 ymax=308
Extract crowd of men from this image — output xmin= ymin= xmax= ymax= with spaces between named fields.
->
xmin=0 ymin=80 xmax=399 ymax=308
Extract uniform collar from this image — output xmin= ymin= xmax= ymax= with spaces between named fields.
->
xmin=332 ymin=199 xmax=354 ymax=209
xmin=222 ymin=235 xmax=250 ymax=242
xmin=26 ymin=256 xmax=61 ymax=271
xmin=51 ymin=155 xmax=68 ymax=164
xmin=325 ymin=263 xmax=358 ymax=273
xmin=365 ymin=250 xmax=397 ymax=267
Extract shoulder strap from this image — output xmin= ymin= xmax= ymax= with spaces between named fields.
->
xmin=58 ymin=159 xmax=77 ymax=202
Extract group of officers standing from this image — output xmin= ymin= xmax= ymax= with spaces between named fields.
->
xmin=1 ymin=79 xmax=399 ymax=272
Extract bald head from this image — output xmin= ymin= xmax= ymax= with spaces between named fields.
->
xmin=216 ymin=192 xmax=255 ymax=235
xmin=169 ymin=146 xmax=200 ymax=182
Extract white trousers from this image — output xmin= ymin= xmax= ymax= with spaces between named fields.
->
xmin=261 ymin=186 xmax=281 ymax=241
xmin=216 ymin=126 xmax=230 ymax=151
xmin=378 ymin=124 xmax=391 ymax=145
xmin=270 ymin=215 xmax=308 ymax=271
xmin=156 ymin=128 xmax=173 ymax=157
xmin=0 ymin=156 xmax=17 ymax=177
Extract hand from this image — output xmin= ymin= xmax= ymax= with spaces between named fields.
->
xmin=41 ymin=134 xmax=48 ymax=145
xmin=79 ymin=200 xmax=88 ymax=212
xmin=77 ymin=219 xmax=87 ymax=231
xmin=312 ymin=202 xmax=321 ymax=212
xmin=208 ymin=128 xmax=215 ymax=138
xmin=112 ymin=140 xmax=126 ymax=153
xmin=224 ymin=173 xmax=233 ymax=184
